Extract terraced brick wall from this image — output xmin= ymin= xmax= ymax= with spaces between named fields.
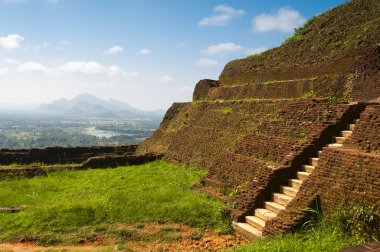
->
xmin=263 ymin=105 xmax=380 ymax=236
xmin=217 ymin=0 xmax=380 ymax=102
xmin=201 ymin=102 xmax=366 ymax=220
xmin=345 ymin=105 xmax=380 ymax=153
xmin=263 ymin=147 xmax=380 ymax=237
xmin=194 ymin=76 xmax=346 ymax=101
xmin=138 ymin=100 xmax=291 ymax=168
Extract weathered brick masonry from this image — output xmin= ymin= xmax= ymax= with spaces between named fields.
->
xmin=194 ymin=76 xmax=347 ymax=101
xmin=263 ymin=105 xmax=380 ymax=236
xmin=345 ymin=105 xmax=380 ymax=153
xmin=201 ymin=101 xmax=367 ymax=221
xmin=0 ymin=145 xmax=137 ymax=165
xmin=0 ymin=167 xmax=47 ymax=180
xmin=138 ymin=99 xmax=292 ymax=168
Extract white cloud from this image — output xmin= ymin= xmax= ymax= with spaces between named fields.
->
xmin=252 ymin=7 xmax=306 ymax=32
xmin=195 ymin=58 xmax=218 ymax=67
xmin=246 ymin=47 xmax=267 ymax=55
xmin=0 ymin=34 xmax=24 ymax=50
xmin=33 ymin=42 xmax=51 ymax=52
xmin=137 ymin=48 xmax=152 ymax=55
xmin=204 ymin=42 xmax=243 ymax=55
xmin=199 ymin=4 xmax=244 ymax=26
xmin=160 ymin=75 xmax=175 ymax=83
xmin=5 ymin=58 xmax=18 ymax=65
xmin=107 ymin=65 xmax=124 ymax=77
xmin=107 ymin=65 xmax=139 ymax=77
xmin=57 ymin=61 xmax=138 ymax=78
xmin=104 ymin=45 xmax=124 ymax=55
xmin=58 ymin=61 xmax=103 ymax=75
xmin=11 ymin=60 xmax=137 ymax=78
xmin=17 ymin=62 xmax=50 ymax=73
xmin=0 ymin=68 xmax=10 ymax=75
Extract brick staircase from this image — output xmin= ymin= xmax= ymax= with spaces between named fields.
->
xmin=233 ymin=119 xmax=359 ymax=239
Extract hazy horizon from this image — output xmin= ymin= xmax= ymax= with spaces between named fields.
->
xmin=0 ymin=93 xmax=166 ymax=114
xmin=0 ymin=0 xmax=346 ymax=110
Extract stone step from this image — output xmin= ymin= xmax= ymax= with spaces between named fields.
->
xmin=310 ymin=157 xmax=319 ymax=166
xmin=264 ymin=201 xmax=286 ymax=214
xmin=289 ymin=179 xmax=303 ymax=189
xmin=281 ymin=186 xmax=298 ymax=197
xmin=246 ymin=215 xmax=266 ymax=231
xmin=340 ymin=130 xmax=353 ymax=138
xmin=334 ymin=136 xmax=347 ymax=144
xmin=255 ymin=208 xmax=277 ymax=221
xmin=273 ymin=193 xmax=293 ymax=206
xmin=328 ymin=143 xmax=343 ymax=148
xmin=233 ymin=222 xmax=262 ymax=239
xmin=297 ymin=171 xmax=309 ymax=181
xmin=302 ymin=165 xmax=315 ymax=173
xmin=349 ymin=124 xmax=356 ymax=131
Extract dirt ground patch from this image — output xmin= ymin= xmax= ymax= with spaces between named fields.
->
xmin=0 ymin=223 xmax=247 ymax=251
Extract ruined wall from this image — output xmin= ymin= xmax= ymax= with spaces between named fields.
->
xmin=216 ymin=0 xmax=380 ymax=102
xmin=264 ymin=147 xmax=380 ymax=236
xmin=138 ymin=0 xmax=380 ymax=170
xmin=201 ymin=102 xmax=366 ymax=220
xmin=0 ymin=167 xmax=47 ymax=180
xmin=0 ymin=145 xmax=137 ymax=165
xmin=81 ymin=153 xmax=163 ymax=169
xmin=345 ymin=105 xmax=380 ymax=153
xmin=193 ymin=76 xmax=346 ymax=102
xmin=137 ymin=103 xmax=191 ymax=155
xmin=134 ymin=0 xmax=380 ymax=236
xmin=138 ymin=99 xmax=291 ymax=168
xmin=263 ymin=105 xmax=380 ymax=236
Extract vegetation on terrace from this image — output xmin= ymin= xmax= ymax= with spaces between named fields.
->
xmin=0 ymin=161 xmax=231 ymax=245
xmin=220 ymin=0 xmax=380 ymax=91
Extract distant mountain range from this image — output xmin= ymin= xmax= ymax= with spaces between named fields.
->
xmin=32 ymin=93 xmax=165 ymax=119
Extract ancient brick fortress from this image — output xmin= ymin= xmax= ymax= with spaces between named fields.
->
xmin=0 ymin=0 xmax=379 ymax=239
xmin=137 ymin=0 xmax=380 ymax=238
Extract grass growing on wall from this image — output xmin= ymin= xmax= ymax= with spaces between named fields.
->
xmin=0 ymin=160 xmax=231 ymax=245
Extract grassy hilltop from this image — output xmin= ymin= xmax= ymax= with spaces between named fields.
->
xmin=218 ymin=0 xmax=380 ymax=101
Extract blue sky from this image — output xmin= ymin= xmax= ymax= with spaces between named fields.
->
xmin=0 ymin=0 xmax=347 ymax=110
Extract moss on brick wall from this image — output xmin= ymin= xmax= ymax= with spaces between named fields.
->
xmin=138 ymin=99 xmax=291 ymax=168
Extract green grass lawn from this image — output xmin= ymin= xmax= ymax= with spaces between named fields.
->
xmin=0 ymin=160 xmax=231 ymax=245
xmin=228 ymin=225 xmax=364 ymax=252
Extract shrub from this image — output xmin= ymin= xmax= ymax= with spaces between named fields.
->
xmin=332 ymin=205 xmax=380 ymax=241
xmin=283 ymin=16 xmax=317 ymax=45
